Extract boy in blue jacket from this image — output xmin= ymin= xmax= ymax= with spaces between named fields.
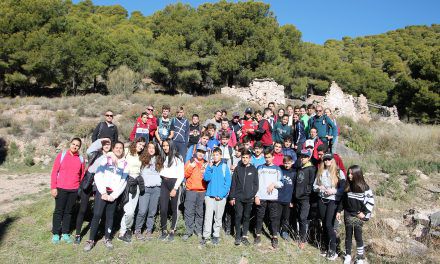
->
xmin=201 ymin=148 xmax=232 ymax=245
xmin=278 ymin=155 xmax=296 ymax=241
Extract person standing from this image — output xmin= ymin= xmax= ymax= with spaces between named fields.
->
xmin=92 ymin=110 xmax=118 ymax=143
xmin=155 ymin=104 xmax=174 ymax=145
xmin=308 ymin=105 xmax=335 ymax=144
xmin=50 ymin=138 xmax=85 ymax=244
xmin=129 ymin=112 xmax=151 ymax=142
xmin=278 ymin=156 xmax=296 ymax=242
xmin=188 ymin=114 xmax=201 ymax=148
xmin=172 ymin=106 xmax=190 ymax=158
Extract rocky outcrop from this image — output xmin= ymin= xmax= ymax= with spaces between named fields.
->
xmin=221 ymin=78 xmax=285 ymax=106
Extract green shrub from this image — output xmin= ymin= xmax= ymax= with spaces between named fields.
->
xmin=8 ymin=122 xmax=23 ymax=136
xmin=0 ymin=116 xmax=12 ymax=128
xmin=72 ymin=121 xmax=96 ymax=138
xmin=55 ymin=111 xmax=71 ymax=126
xmin=107 ymin=65 xmax=140 ymax=98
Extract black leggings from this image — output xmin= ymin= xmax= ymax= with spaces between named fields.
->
xmin=88 ymin=192 xmax=116 ymax=241
xmin=160 ymin=177 xmax=180 ymax=231
xmin=52 ymin=188 xmax=77 ymax=235
xmin=75 ymin=189 xmax=92 ymax=236
xmin=344 ymin=214 xmax=364 ymax=256
xmin=318 ymin=199 xmax=338 ymax=252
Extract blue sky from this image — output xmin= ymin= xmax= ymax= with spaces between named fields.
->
xmin=75 ymin=0 xmax=440 ymax=44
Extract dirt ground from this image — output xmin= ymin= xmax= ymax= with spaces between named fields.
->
xmin=0 ymin=173 xmax=49 ymax=214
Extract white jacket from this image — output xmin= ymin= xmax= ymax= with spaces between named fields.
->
xmin=94 ymin=156 xmax=128 ymax=200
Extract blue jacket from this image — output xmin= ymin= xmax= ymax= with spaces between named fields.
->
xmin=207 ymin=137 xmax=220 ymax=150
xmin=278 ymin=167 xmax=296 ymax=203
xmin=272 ymin=123 xmax=292 ymax=143
xmin=282 ymin=147 xmax=297 ymax=163
xmin=204 ymin=161 xmax=232 ymax=199
xmin=251 ymin=155 xmax=265 ymax=168
xmin=308 ymin=115 xmax=335 ymax=139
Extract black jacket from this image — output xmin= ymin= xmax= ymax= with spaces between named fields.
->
xmin=294 ymin=163 xmax=316 ymax=200
xmin=92 ymin=121 xmax=119 ymax=144
xmin=229 ymin=162 xmax=258 ymax=202
xmin=120 ymin=176 xmax=145 ymax=207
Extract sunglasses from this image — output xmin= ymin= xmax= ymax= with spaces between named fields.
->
xmin=105 ymin=114 xmax=113 ymax=117
xmin=147 ymin=108 xmax=153 ymax=111
xmin=323 ymin=158 xmax=332 ymax=161
xmin=306 ymin=146 xmax=313 ymax=149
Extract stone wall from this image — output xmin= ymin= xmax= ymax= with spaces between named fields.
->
xmin=221 ymin=78 xmax=285 ymax=106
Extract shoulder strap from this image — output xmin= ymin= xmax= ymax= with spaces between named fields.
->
xmin=228 ymin=146 xmax=233 ymax=161
xmin=60 ymin=150 xmax=66 ymax=164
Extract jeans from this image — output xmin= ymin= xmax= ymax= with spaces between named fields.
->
xmin=344 ymin=214 xmax=364 ymax=256
xmin=52 ymin=188 xmax=77 ymax=235
xmin=75 ymin=189 xmax=92 ymax=236
xmin=135 ymin=186 xmax=161 ymax=232
xmin=160 ymin=178 xmax=180 ymax=231
xmin=319 ymin=198 xmax=338 ymax=252
xmin=296 ymin=198 xmax=311 ymax=242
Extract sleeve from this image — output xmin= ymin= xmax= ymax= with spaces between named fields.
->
xmin=223 ymin=167 xmax=232 ymax=198
xmin=91 ymin=123 xmax=100 ymax=142
xmin=274 ymin=168 xmax=284 ymax=188
xmin=110 ymin=163 xmax=129 ymax=199
xmin=50 ymin=153 xmax=62 ymax=189
xmin=185 ymin=145 xmax=194 ymax=163
xmin=184 ymin=161 xmax=195 ymax=179
xmin=229 ymin=169 xmax=238 ymax=199
xmin=362 ymin=189 xmax=375 ymax=215
xmin=173 ymin=158 xmax=185 ymax=190
xmin=252 ymin=167 xmax=259 ymax=197
xmin=313 ymin=175 xmax=320 ymax=193
xmin=94 ymin=158 xmax=108 ymax=195
xmin=255 ymin=170 xmax=262 ymax=198
xmin=203 ymin=165 xmax=214 ymax=182
xmin=129 ymin=122 xmax=137 ymax=141
xmin=80 ymin=159 xmax=86 ymax=181
xmin=87 ymin=139 xmax=104 ymax=155
xmin=230 ymin=131 xmax=237 ymax=147
xmin=184 ymin=120 xmax=190 ymax=144
xmin=336 ymin=170 xmax=346 ymax=197
xmin=114 ymin=125 xmax=119 ymax=143
xmin=337 ymin=193 xmax=346 ymax=213
xmin=326 ymin=116 xmax=335 ymax=137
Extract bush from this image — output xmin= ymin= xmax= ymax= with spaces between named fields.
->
xmin=0 ymin=116 xmax=12 ymax=128
xmin=107 ymin=65 xmax=140 ymax=98
xmin=8 ymin=122 xmax=23 ymax=136
xmin=55 ymin=110 xmax=71 ymax=126
xmin=72 ymin=121 xmax=96 ymax=138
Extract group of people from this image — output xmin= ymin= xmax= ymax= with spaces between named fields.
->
xmin=50 ymin=102 xmax=374 ymax=264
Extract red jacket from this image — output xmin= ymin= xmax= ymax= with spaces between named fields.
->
xmin=240 ymin=118 xmax=257 ymax=142
xmin=257 ymin=119 xmax=273 ymax=147
xmin=273 ymin=152 xmax=284 ymax=166
xmin=129 ymin=121 xmax=149 ymax=141
xmin=217 ymin=128 xmax=237 ymax=147
xmin=50 ymin=151 xmax=85 ymax=190
xmin=135 ymin=116 xmax=157 ymax=140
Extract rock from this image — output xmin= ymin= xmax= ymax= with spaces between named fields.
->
xmin=414 ymin=169 xmax=429 ymax=181
xmin=430 ymin=211 xmax=440 ymax=228
xmin=221 ymin=78 xmax=285 ymax=106
xmin=380 ymin=218 xmax=401 ymax=232
xmin=430 ymin=230 xmax=440 ymax=239
xmin=426 ymin=184 xmax=440 ymax=193
xmin=368 ymin=238 xmax=403 ymax=257
xmin=411 ymin=224 xmax=428 ymax=239
xmin=335 ymin=142 xmax=359 ymax=159
xmin=404 ymin=239 xmax=428 ymax=256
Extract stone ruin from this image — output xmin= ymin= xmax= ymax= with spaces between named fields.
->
xmin=221 ymin=78 xmax=285 ymax=106
xmin=306 ymin=81 xmax=400 ymax=123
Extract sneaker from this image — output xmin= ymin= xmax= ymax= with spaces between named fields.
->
xmin=234 ymin=237 xmax=241 ymax=246
xmin=344 ymin=255 xmax=352 ymax=264
xmin=74 ymin=235 xmax=81 ymax=245
xmin=103 ymin=239 xmax=114 ymax=250
xmin=61 ymin=234 xmax=73 ymax=244
xmin=182 ymin=234 xmax=191 ymax=241
xmin=212 ymin=237 xmax=219 ymax=245
xmin=254 ymin=235 xmax=261 ymax=245
xmin=320 ymin=249 xmax=327 ymax=257
xmin=126 ymin=230 xmax=132 ymax=239
xmin=281 ymin=231 xmax=290 ymax=241
xmin=242 ymin=236 xmax=250 ymax=246
xmin=326 ymin=251 xmax=338 ymax=261
xmin=168 ymin=232 xmax=175 ymax=242
xmin=118 ymin=232 xmax=131 ymax=243
xmin=200 ymin=238 xmax=207 ymax=246
xmin=271 ymin=237 xmax=279 ymax=249
xmin=159 ymin=231 xmax=168 ymax=241
xmin=52 ymin=234 xmax=60 ymax=244
xmin=354 ymin=256 xmax=364 ymax=264
xmin=145 ymin=231 xmax=153 ymax=241
xmin=298 ymin=242 xmax=306 ymax=250
xmin=83 ymin=240 xmax=95 ymax=252
xmin=134 ymin=230 xmax=145 ymax=241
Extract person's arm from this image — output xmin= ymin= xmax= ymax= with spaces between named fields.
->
xmin=184 ymin=160 xmax=196 ymax=179
xmin=325 ymin=116 xmax=335 ymax=138
xmin=129 ymin=123 xmax=137 ymax=141
xmin=154 ymin=127 xmax=161 ymax=143
xmin=87 ymin=139 xmax=104 ymax=155
xmin=94 ymin=158 xmax=108 ymax=195
xmin=361 ymin=189 xmax=375 ymax=215
xmin=50 ymin=153 xmax=62 ymax=190
xmin=229 ymin=169 xmax=238 ymax=199
xmin=222 ymin=167 xmax=232 ymax=198
xmin=110 ymin=162 xmax=129 ymax=200
xmin=252 ymin=167 xmax=259 ymax=197
xmin=114 ymin=125 xmax=119 ymax=143
xmin=274 ymin=167 xmax=284 ymax=188
xmin=313 ymin=175 xmax=321 ymax=193
xmin=335 ymin=170 xmax=346 ymax=197
xmin=203 ymin=165 xmax=214 ymax=182
xmin=173 ymin=158 xmax=185 ymax=190
xmin=184 ymin=120 xmax=190 ymax=145
xmin=230 ymin=131 xmax=237 ymax=147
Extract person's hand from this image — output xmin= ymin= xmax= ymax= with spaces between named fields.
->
xmin=267 ymin=183 xmax=275 ymax=194
xmin=231 ymin=165 xmax=236 ymax=171
xmin=230 ymin=199 xmax=235 ymax=206
xmin=336 ymin=212 xmax=341 ymax=221
xmin=170 ymin=189 xmax=177 ymax=198
xmin=237 ymin=130 xmax=242 ymax=137
xmin=107 ymin=195 xmax=115 ymax=202
xmin=107 ymin=152 xmax=118 ymax=164
xmin=255 ymin=196 xmax=261 ymax=205
xmin=293 ymin=145 xmax=298 ymax=150
xmin=215 ymin=197 xmax=221 ymax=201
xmin=190 ymin=161 xmax=197 ymax=168
xmin=50 ymin=189 xmax=58 ymax=198
xmin=326 ymin=135 xmax=333 ymax=140
xmin=325 ymin=188 xmax=337 ymax=195
xmin=357 ymin=212 xmax=365 ymax=219
xmin=289 ymin=203 xmax=294 ymax=208
xmin=319 ymin=185 xmax=326 ymax=192
xmin=101 ymin=193 xmax=108 ymax=201
xmin=101 ymin=138 xmax=111 ymax=146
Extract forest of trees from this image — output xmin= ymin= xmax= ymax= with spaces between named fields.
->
xmin=1 ymin=0 xmax=439 ymax=123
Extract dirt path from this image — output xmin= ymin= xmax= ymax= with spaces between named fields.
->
xmin=0 ymin=173 xmax=49 ymax=214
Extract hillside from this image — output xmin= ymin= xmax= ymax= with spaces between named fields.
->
xmin=0 ymin=0 xmax=439 ymax=122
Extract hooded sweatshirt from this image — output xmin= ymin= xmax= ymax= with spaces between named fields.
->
xmin=229 ymin=162 xmax=258 ymax=202
xmin=278 ymin=166 xmax=296 ymax=204
xmin=294 ymin=161 xmax=316 ymax=200
xmin=203 ymin=161 xmax=232 ymax=199
xmin=184 ymin=158 xmax=208 ymax=192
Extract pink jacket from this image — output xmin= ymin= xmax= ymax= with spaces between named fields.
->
xmin=50 ymin=151 xmax=85 ymax=190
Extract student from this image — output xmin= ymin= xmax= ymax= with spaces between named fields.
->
xmin=282 ymin=136 xmax=297 ymax=162
xmin=251 ymin=141 xmax=265 ymax=168
xmin=292 ymin=113 xmax=306 ymax=152
xmin=50 ymin=138 xmax=85 ymax=244
xmin=273 ymin=141 xmax=284 ymax=166
xmin=130 ymin=112 xmax=150 ymax=142
xmin=278 ymin=156 xmax=296 ymax=241
xmin=254 ymin=150 xmax=283 ymax=249
xmin=325 ymin=108 xmax=339 ymax=153
xmin=83 ymin=141 xmax=128 ymax=252
xmin=135 ymin=105 xmax=158 ymax=141
xmin=231 ymin=143 xmax=245 ymax=172
xmin=217 ymin=118 xmax=237 ymax=147
xmin=239 ymin=107 xmax=257 ymax=143
xmin=254 ymin=110 xmax=273 ymax=148
xmin=306 ymin=129 xmax=323 ymax=161
xmin=186 ymin=132 xmax=211 ymax=163
xmin=307 ymin=104 xmax=316 ymax=118
xmin=221 ymin=109 xmax=228 ymax=119
xmin=242 ymin=136 xmax=253 ymax=151
xmin=206 ymin=123 xmax=220 ymax=150
xmin=183 ymin=145 xmax=208 ymax=241
xmin=272 ymin=114 xmax=291 ymax=143
xmin=218 ymin=131 xmax=235 ymax=169
xmin=316 ymin=143 xmax=346 ymax=176
xmin=171 ymin=106 xmax=190 ymax=158
xmin=201 ymin=148 xmax=232 ymax=245
xmin=229 ymin=150 xmax=258 ymax=246
xmin=293 ymin=149 xmax=316 ymax=250
xmin=188 ymin=114 xmax=201 ymax=148
xmin=265 ymin=107 xmax=275 ymax=129
xmin=155 ymin=104 xmax=174 ymax=145
xmin=75 ymin=138 xmax=111 ymax=244
xmin=159 ymin=139 xmax=185 ymax=241
xmin=134 ymin=141 xmax=163 ymax=240
xmin=300 ymin=106 xmax=309 ymax=134
xmin=230 ymin=112 xmax=243 ymax=141
xmin=308 ymin=105 xmax=335 ymax=144
xmin=276 ymin=108 xmax=285 ymax=124
xmin=313 ymin=153 xmax=346 ymax=260
xmin=92 ymin=110 xmax=119 ymax=143
xmin=203 ymin=110 xmax=223 ymax=132
xmin=118 ymin=137 xmax=146 ymax=242
xmin=337 ymin=165 xmax=374 ymax=264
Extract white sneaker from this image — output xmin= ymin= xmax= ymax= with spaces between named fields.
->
xmin=344 ymin=255 xmax=352 ymax=264
xmin=355 ymin=259 xmax=363 ymax=264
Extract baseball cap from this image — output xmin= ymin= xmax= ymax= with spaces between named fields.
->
xmin=323 ymin=153 xmax=334 ymax=160
xmin=300 ymin=149 xmax=312 ymax=157
xmin=196 ymin=145 xmax=207 ymax=152
xmin=305 ymin=139 xmax=314 ymax=149
xmin=245 ymin=107 xmax=253 ymax=114
xmin=233 ymin=112 xmax=240 ymax=117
